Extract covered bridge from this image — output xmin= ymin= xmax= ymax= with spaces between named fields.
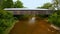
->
xmin=4 ymin=8 xmax=53 ymax=15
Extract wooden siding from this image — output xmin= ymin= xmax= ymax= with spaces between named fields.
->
xmin=6 ymin=10 xmax=53 ymax=15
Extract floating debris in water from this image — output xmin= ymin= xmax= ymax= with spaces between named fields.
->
xmin=29 ymin=17 xmax=35 ymax=24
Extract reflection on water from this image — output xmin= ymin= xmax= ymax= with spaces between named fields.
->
xmin=10 ymin=17 xmax=60 ymax=34
xmin=29 ymin=17 xmax=35 ymax=24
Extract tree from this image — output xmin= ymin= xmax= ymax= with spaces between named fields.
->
xmin=1 ymin=0 xmax=6 ymax=9
xmin=48 ymin=0 xmax=60 ymax=28
xmin=0 ymin=0 xmax=5 ymax=9
xmin=37 ymin=0 xmax=60 ymax=10
xmin=0 ymin=10 xmax=15 ymax=34
xmin=0 ymin=0 xmax=24 ymax=9
xmin=14 ymin=0 xmax=24 ymax=8
xmin=4 ymin=0 xmax=14 ymax=8
xmin=52 ymin=0 xmax=60 ymax=10
xmin=37 ymin=3 xmax=52 ymax=9
xmin=0 ymin=0 xmax=3 ymax=8
xmin=48 ymin=10 xmax=60 ymax=27
xmin=1 ymin=0 xmax=14 ymax=9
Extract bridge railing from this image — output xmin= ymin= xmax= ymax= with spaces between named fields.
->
xmin=4 ymin=10 xmax=53 ymax=15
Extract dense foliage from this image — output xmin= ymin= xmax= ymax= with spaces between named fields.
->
xmin=0 ymin=0 xmax=24 ymax=9
xmin=14 ymin=0 xmax=24 ymax=8
xmin=0 ymin=0 xmax=14 ymax=9
xmin=48 ymin=10 xmax=60 ymax=27
xmin=37 ymin=14 xmax=48 ymax=19
xmin=52 ymin=0 xmax=60 ymax=10
xmin=37 ymin=3 xmax=53 ymax=9
xmin=0 ymin=10 xmax=15 ymax=34
xmin=14 ymin=14 xmax=30 ymax=20
xmin=37 ymin=0 xmax=60 ymax=9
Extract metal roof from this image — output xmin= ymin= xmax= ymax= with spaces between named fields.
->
xmin=4 ymin=8 xmax=52 ymax=10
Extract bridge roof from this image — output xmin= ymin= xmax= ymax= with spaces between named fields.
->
xmin=4 ymin=8 xmax=52 ymax=11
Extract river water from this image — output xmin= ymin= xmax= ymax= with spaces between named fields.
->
xmin=9 ymin=17 xmax=60 ymax=34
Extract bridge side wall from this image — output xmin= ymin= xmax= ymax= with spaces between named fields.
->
xmin=6 ymin=10 xmax=53 ymax=15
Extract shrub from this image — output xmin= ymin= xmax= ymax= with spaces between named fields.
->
xmin=37 ymin=14 xmax=49 ymax=18
xmin=21 ymin=14 xmax=30 ymax=20
xmin=0 ymin=10 xmax=15 ymax=34
xmin=14 ymin=14 xmax=30 ymax=20
xmin=48 ymin=10 xmax=60 ymax=27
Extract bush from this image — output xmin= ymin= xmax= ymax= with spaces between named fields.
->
xmin=14 ymin=14 xmax=30 ymax=20
xmin=48 ymin=10 xmax=60 ymax=27
xmin=0 ymin=10 xmax=15 ymax=34
xmin=37 ymin=14 xmax=49 ymax=18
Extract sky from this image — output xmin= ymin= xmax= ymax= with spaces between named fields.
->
xmin=13 ymin=0 xmax=52 ymax=9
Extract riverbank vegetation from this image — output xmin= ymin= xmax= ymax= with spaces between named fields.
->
xmin=0 ymin=10 xmax=16 ymax=34
xmin=48 ymin=10 xmax=60 ymax=27
xmin=0 ymin=0 xmax=60 ymax=34
xmin=14 ymin=14 xmax=30 ymax=20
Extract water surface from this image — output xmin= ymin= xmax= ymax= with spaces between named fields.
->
xmin=10 ymin=18 xmax=60 ymax=34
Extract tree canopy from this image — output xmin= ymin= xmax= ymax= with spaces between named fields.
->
xmin=5 ymin=0 xmax=14 ymax=8
xmin=0 ymin=0 xmax=24 ymax=9
xmin=13 ymin=0 xmax=24 ymax=8
xmin=37 ymin=0 xmax=60 ymax=10
xmin=0 ymin=10 xmax=15 ymax=34
xmin=37 ymin=3 xmax=53 ymax=9
xmin=0 ymin=0 xmax=14 ymax=9
xmin=52 ymin=0 xmax=60 ymax=10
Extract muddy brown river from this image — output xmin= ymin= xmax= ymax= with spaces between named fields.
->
xmin=9 ymin=18 xmax=60 ymax=34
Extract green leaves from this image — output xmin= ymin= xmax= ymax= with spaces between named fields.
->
xmin=37 ymin=3 xmax=52 ymax=9
xmin=14 ymin=0 xmax=24 ymax=8
xmin=15 ymin=14 xmax=30 ymax=20
xmin=37 ymin=14 xmax=48 ymax=19
xmin=0 ymin=0 xmax=24 ymax=9
xmin=0 ymin=10 xmax=13 ymax=19
xmin=53 ymin=0 xmax=60 ymax=10
xmin=0 ymin=10 xmax=15 ymax=34
xmin=0 ymin=0 xmax=14 ymax=9
xmin=48 ymin=10 xmax=60 ymax=27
